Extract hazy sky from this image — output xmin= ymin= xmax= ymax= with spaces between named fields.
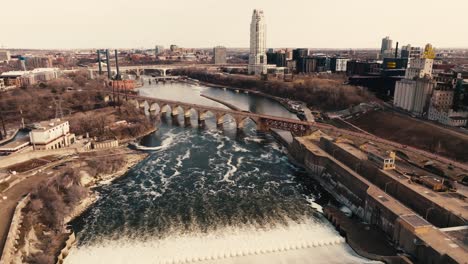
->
xmin=1 ymin=0 xmax=467 ymax=49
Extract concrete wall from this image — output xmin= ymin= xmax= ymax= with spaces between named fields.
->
xmin=56 ymin=232 xmax=75 ymax=264
xmin=0 ymin=195 xmax=30 ymax=264
xmin=0 ymin=148 xmax=78 ymax=169
xmin=318 ymin=137 xmax=464 ymax=228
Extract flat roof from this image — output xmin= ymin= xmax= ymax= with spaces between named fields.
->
xmin=401 ymin=214 xmax=432 ymax=228
xmin=32 ymin=119 xmax=68 ymax=130
xmin=0 ymin=137 xmax=30 ymax=151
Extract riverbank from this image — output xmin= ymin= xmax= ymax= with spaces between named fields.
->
xmin=198 ymin=80 xmax=308 ymax=118
xmin=53 ymin=148 xmax=149 ymax=263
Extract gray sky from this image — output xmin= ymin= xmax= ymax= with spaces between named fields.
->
xmin=1 ymin=0 xmax=467 ymax=49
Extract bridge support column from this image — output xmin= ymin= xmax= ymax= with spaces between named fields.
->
xmin=171 ymin=107 xmax=178 ymax=117
xmin=236 ymin=117 xmax=245 ymax=130
xmin=198 ymin=111 xmax=206 ymax=127
xmin=257 ymin=119 xmax=269 ymax=132
xmin=216 ymin=113 xmax=224 ymax=128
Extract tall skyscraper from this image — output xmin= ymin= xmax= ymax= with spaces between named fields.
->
xmin=248 ymin=9 xmax=267 ymax=75
xmin=213 ymin=46 xmax=227 ymax=65
xmin=380 ymin=36 xmax=393 ymax=58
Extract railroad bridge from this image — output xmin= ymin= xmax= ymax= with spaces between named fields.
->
xmin=122 ymin=94 xmax=313 ymax=136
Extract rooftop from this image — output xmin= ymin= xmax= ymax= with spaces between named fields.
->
xmin=31 ymin=119 xmax=68 ymax=130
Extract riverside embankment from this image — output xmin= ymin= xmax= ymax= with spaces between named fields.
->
xmin=287 ymin=135 xmax=467 ymax=264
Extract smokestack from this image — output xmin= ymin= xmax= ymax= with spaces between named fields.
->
xmin=115 ymin=50 xmax=121 ymax=80
xmin=97 ymin=50 xmax=102 ymax=75
xmin=106 ymin=49 xmax=111 ymax=79
xmin=395 ymin=42 xmax=399 ymax=58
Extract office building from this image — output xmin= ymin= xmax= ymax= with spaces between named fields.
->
xmin=213 ymin=46 xmax=227 ymax=65
xmin=330 ymin=58 xmax=348 ymax=72
xmin=248 ymin=9 xmax=267 ymax=75
xmin=155 ymin=45 xmax=164 ymax=55
xmin=292 ymin=49 xmax=309 ymax=61
xmin=25 ymin=56 xmax=53 ymax=69
xmin=170 ymin=45 xmax=179 ymax=52
xmin=380 ymin=36 xmax=393 ymax=58
xmin=401 ymin=45 xmax=421 ymax=59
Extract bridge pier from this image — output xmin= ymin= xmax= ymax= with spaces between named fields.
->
xmin=171 ymin=107 xmax=179 ymax=117
xmin=235 ymin=117 xmax=243 ymax=130
xmin=257 ymin=119 xmax=269 ymax=132
xmin=216 ymin=113 xmax=224 ymax=128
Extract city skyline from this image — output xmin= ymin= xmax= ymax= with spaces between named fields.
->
xmin=1 ymin=0 xmax=467 ymax=49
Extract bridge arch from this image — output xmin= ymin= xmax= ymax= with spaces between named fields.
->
xmin=237 ymin=117 xmax=256 ymax=130
xmin=149 ymin=102 xmax=161 ymax=116
xmin=160 ymin=103 xmax=172 ymax=117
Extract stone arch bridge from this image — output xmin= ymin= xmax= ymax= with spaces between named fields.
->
xmin=121 ymin=94 xmax=313 ymax=136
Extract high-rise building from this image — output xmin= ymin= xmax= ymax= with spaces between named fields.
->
xmin=292 ymin=49 xmax=308 ymax=61
xmin=401 ymin=45 xmax=421 ymax=59
xmin=155 ymin=45 xmax=164 ymax=55
xmin=170 ymin=45 xmax=179 ymax=52
xmin=0 ymin=50 xmax=11 ymax=62
xmin=380 ymin=36 xmax=393 ymax=58
xmin=248 ymin=9 xmax=267 ymax=75
xmin=25 ymin=56 xmax=53 ymax=70
xmin=213 ymin=46 xmax=227 ymax=65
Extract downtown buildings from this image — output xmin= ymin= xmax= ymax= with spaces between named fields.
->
xmin=394 ymin=44 xmax=468 ymax=126
xmin=248 ymin=9 xmax=267 ymax=75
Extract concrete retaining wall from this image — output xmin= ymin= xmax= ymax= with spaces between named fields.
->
xmin=317 ymin=137 xmax=465 ymax=228
xmin=0 ymin=195 xmax=30 ymax=264
xmin=0 ymin=148 xmax=78 ymax=169
xmin=56 ymin=232 xmax=75 ymax=264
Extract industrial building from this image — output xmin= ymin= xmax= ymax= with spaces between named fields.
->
xmin=29 ymin=119 xmax=75 ymax=150
xmin=394 ymin=50 xmax=436 ymax=116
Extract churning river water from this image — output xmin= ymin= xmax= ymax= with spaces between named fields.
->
xmin=65 ymin=79 xmax=380 ymax=264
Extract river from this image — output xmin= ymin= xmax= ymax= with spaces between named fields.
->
xmin=65 ymin=79 xmax=380 ymax=264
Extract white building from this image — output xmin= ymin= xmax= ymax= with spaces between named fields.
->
xmin=428 ymin=107 xmax=468 ymax=127
xmin=29 ymin=119 xmax=75 ymax=150
xmin=0 ymin=68 xmax=60 ymax=88
xmin=334 ymin=58 xmax=348 ymax=72
xmin=0 ymin=50 xmax=11 ymax=62
xmin=404 ymin=58 xmax=433 ymax=79
xmin=394 ymin=57 xmax=435 ymax=116
xmin=248 ymin=9 xmax=268 ymax=75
